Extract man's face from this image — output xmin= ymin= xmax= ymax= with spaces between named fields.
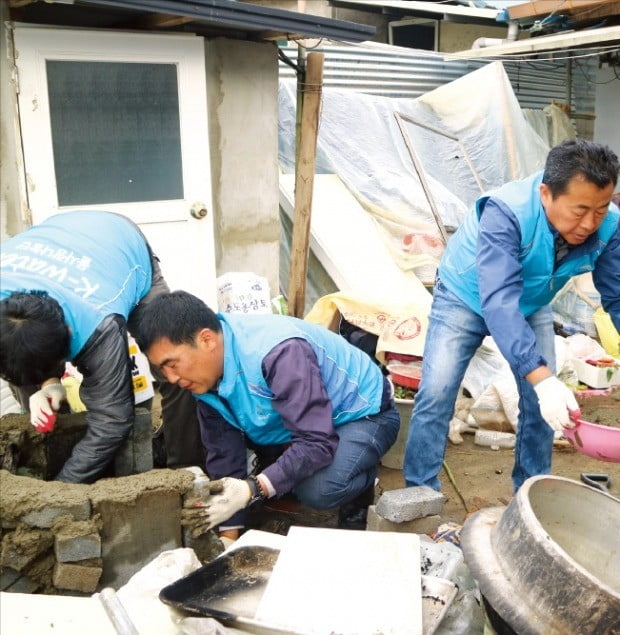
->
xmin=147 ymin=329 xmax=224 ymax=395
xmin=540 ymin=175 xmax=614 ymax=245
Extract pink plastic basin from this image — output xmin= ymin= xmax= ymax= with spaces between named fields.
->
xmin=563 ymin=418 xmax=620 ymax=463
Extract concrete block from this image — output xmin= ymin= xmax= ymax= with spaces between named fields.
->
xmin=114 ymin=408 xmax=153 ymax=477
xmin=366 ymin=506 xmax=441 ymax=535
xmin=21 ymin=500 xmax=91 ymax=528
xmin=0 ymin=568 xmax=40 ymax=593
xmin=375 ymin=486 xmax=445 ymax=523
xmin=96 ymin=489 xmax=182 ymax=588
xmin=55 ymin=532 xmax=101 ymax=563
xmin=53 ymin=563 xmax=102 ymax=593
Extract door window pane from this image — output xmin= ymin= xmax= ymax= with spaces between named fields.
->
xmin=46 ymin=61 xmax=183 ymax=205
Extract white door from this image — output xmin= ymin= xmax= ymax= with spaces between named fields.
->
xmin=13 ymin=26 xmax=217 ymax=306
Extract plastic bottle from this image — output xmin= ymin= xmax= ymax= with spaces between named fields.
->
xmin=474 ymin=429 xmax=516 ymax=450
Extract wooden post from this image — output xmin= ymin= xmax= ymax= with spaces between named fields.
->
xmin=287 ymin=52 xmax=324 ymax=318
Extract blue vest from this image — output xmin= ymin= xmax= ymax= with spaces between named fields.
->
xmin=439 ymin=171 xmax=619 ymax=317
xmin=195 ymin=313 xmax=384 ymax=445
xmin=0 ymin=211 xmax=152 ymax=359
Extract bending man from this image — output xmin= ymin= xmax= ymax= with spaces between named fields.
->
xmin=0 ymin=210 xmax=204 ymax=482
xmin=404 ymin=140 xmax=619 ymax=492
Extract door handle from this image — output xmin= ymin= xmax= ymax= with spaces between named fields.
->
xmin=190 ymin=202 xmax=208 ymax=219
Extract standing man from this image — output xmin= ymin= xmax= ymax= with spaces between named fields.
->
xmin=404 ymin=140 xmax=619 ymax=492
xmin=0 ymin=210 xmax=204 ymax=482
xmin=137 ymin=290 xmax=399 ymax=539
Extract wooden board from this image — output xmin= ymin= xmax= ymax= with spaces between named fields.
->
xmin=255 ymin=526 xmax=423 ymax=635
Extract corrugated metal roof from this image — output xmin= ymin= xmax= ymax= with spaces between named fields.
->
xmin=279 ymin=41 xmax=596 ymax=115
xmin=73 ymin=0 xmax=376 ymax=41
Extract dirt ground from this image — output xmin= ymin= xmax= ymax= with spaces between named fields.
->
xmin=248 ymin=391 xmax=620 ymax=532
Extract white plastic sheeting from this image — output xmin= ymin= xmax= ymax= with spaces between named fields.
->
xmin=279 ymin=62 xmax=549 ymax=276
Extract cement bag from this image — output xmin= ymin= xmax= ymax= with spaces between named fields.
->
xmin=594 ymin=307 xmax=620 ymax=357
xmin=305 ymin=291 xmax=430 ymax=360
xmin=216 ymin=272 xmax=271 ymax=314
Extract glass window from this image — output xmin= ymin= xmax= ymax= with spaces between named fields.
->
xmin=46 ymin=61 xmax=183 ymax=206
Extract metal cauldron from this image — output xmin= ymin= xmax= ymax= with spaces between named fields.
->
xmin=461 ymin=475 xmax=620 ymax=634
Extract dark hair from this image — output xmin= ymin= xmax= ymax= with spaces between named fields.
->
xmin=135 ymin=290 xmax=221 ymax=353
xmin=542 ymin=140 xmax=619 ymax=198
xmin=0 ymin=291 xmax=70 ymax=386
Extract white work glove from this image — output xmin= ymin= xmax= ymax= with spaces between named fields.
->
xmin=533 ymin=376 xmax=580 ymax=432
xmin=181 ymin=478 xmax=251 ymax=536
xmin=29 ymin=382 xmax=66 ymax=432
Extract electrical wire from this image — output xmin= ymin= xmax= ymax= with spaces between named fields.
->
xmin=574 ymin=56 xmax=620 ymax=84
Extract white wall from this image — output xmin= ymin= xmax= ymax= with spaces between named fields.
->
xmin=593 ymin=64 xmax=620 ymax=157
xmin=205 ymin=38 xmax=280 ymax=297
xmin=0 ymin=1 xmax=30 ymax=240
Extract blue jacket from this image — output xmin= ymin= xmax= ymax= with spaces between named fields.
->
xmin=195 ymin=313 xmax=385 ymax=445
xmin=1 ymin=211 xmax=152 ymax=359
xmin=439 ymin=171 xmax=619 ymax=318
xmin=1 ymin=211 xmax=154 ymax=483
xmin=437 ymin=171 xmax=620 ymax=377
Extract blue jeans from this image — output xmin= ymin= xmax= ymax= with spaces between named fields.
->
xmin=403 ymin=280 xmax=556 ymax=492
xmin=294 ymin=405 xmax=400 ymax=509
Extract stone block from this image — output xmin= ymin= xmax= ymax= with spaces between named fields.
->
xmin=55 ymin=532 xmax=101 ymax=563
xmin=375 ymin=486 xmax=445 ymax=523
xmin=0 ymin=567 xmax=21 ymax=590
xmin=53 ymin=563 xmax=102 ymax=593
xmin=366 ymin=506 xmax=441 ymax=535
xmin=96 ymin=488 xmax=182 ymax=588
xmin=21 ymin=500 xmax=92 ymax=528
xmin=0 ymin=567 xmax=40 ymax=593
xmin=114 ymin=408 xmax=153 ymax=477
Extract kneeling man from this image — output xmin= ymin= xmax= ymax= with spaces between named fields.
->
xmin=137 ymin=291 xmax=399 ymax=540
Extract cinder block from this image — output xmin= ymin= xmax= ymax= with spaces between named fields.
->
xmin=375 ymin=486 xmax=445 ymax=523
xmin=96 ymin=489 xmax=182 ymax=588
xmin=55 ymin=532 xmax=101 ymax=563
xmin=53 ymin=563 xmax=102 ymax=593
xmin=21 ymin=501 xmax=91 ymax=528
xmin=366 ymin=506 xmax=441 ymax=535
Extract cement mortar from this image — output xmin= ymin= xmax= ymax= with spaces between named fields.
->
xmin=580 ymin=389 xmax=620 ymax=428
xmin=89 ymin=469 xmax=195 ymax=505
xmin=0 ymin=469 xmax=194 ymax=523
xmin=52 ymin=516 xmax=103 ymax=537
xmin=1 ymin=470 xmax=90 ymax=522
xmin=0 ymin=412 xmax=88 ymax=478
xmin=1 ymin=525 xmax=53 ymax=569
